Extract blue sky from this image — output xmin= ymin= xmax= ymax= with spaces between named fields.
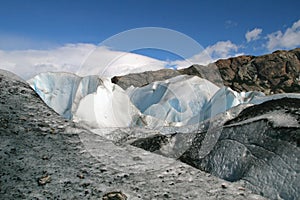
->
xmin=1 ymin=0 xmax=299 ymax=52
xmin=0 ymin=0 xmax=299 ymax=78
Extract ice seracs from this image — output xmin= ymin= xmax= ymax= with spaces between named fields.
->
xmin=126 ymin=75 xmax=220 ymax=125
xmin=73 ymin=78 xmax=141 ymax=128
xmin=28 ymin=72 xmax=141 ymax=128
xmin=28 ymin=72 xmax=101 ymax=119
xmin=29 ymin=72 xmax=300 ymax=129
xmin=202 ymin=87 xmax=265 ymax=121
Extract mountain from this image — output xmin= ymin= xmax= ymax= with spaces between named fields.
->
xmin=0 ymin=70 xmax=266 ymax=199
xmin=112 ymin=48 xmax=300 ymax=94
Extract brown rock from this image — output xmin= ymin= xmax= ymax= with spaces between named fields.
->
xmin=198 ymin=48 xmax=300 ymax=94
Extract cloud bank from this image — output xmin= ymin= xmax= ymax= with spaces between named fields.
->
xmin=0 ymin=40 xmax=242 ymax=80
xmin=267 ymin=19 xmax=300 ymax=50
xmin=0 ymin=44 xmax=166 ymax=80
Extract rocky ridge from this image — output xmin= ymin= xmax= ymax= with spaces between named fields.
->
xmin=112 ymin=48 xmax=300 ymax=94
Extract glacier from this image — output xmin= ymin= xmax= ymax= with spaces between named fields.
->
xmin=28 ymin=72 xmax=141 ymax=128
xmin=126 ymin=75 xmax=266 ymax=126
xmin=126 ymin=75 xmax=220 ymax=126
xmin=28 ymin=72 xmax=299 ymax=129
xmin=201 ymin=87 xmax=265 ymax=122
xmin=28 ymin=72 xmax=101 ymax=119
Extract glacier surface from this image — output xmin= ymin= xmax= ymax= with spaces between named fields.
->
xmin=126 ymin=75 xmax=220 ymax=126
xmin=28 ymin=72 xmax=300 ymax=129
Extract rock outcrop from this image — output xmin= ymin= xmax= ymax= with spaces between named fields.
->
xmin=112 ymin=48 xmax=300 ymax=94
xmin=111 ymin=68 xmax=181 ymax=90
xmin=0 ymin=70 xmax=264 ymax=199
xmin=216 ymin=48 xmax=300 ymax=94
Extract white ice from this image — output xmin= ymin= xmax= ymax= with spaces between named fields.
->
xmin=127 ymin=75 xmax=220 ymax=126
xmin=28 ymin=72 xmax=300 ymax=129
xmin=28 ymin=72 xmax=101 ymax=119
xmin=73 ymin=78 xmax=141 ymax=128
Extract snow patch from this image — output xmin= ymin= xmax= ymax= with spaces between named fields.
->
xmin=228 ymin=112 xmax=299 ymax=128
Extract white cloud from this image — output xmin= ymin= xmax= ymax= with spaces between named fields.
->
xmin=0 ymin=43 xmax=166 ymax=80
xmin=205 ymin=40 xmax=239 ymax=58
xmin=1 ymin=40 xmax=240 ymax=80
xmin=0 ymin=40 xmax=242 ymax=80
xmin=245 ymin=28 xmax=263 ymax=42
xmin=172 ymin=40 xmax=239 ymax=69
xmin=267 ymin=19 xmax=300 ymax=50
